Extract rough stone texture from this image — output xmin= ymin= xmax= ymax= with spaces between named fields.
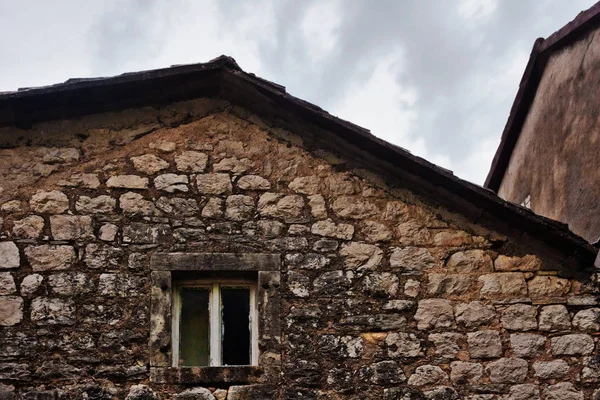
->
xmin=196 ymin=173 xmax=232 ymax=194
xmin=154 ymin=173 xmax=189 ymax=192
xmin=0 ymin=98 xmax=596 ymax=399
xmin=30 ymin=297 xmax=75 ymax=325
xmin=454 ymin=301 xmax=497 ymax=327
xmin=311 ymin=219 xmax=354 ymax=240
xmin=538 ymin=305 xmax=571 ymax=331
xmin=0 ymin=296 xmax=23 ymax=326
xmin=467 ymin=330 xmax=503 ymax=358
xmin=106 ymin=175 xmax=149 ymax=189
xmin=572 ymin=308 xmax=600 ymax=331
xmin=12 ymin=216 xmax=45 ymax=239
xmin=0 ymin=273 xmax=16 ymax=295
xmin=479 ymin=273 xmax=528 ymax=299
xmin=542 ymin=383 xmax=584 ymax=400
xmin=551 ymin=334 xmax=595 ymax=355
xmin=30 ymin=190 xmax=69 ymax=213
xmin=414 ymin=299 xmax=455 ymax=330
xmin=0 ymin=242 xmax=20 ymax=269
xmin=24 ymin=245 xmax=76 ymax=271
xmin=510 ymin=333 xmax=546 ymax=358
xmin=20 ymin=274 xmax=43 ymax=296
xmin=390 ymin=247 xmax=436 ymax=273
xmin=500 ymin=304 xmax=538 ymax=331
xmin=450 ymin=361 xmax=483 ymax=385
xmin=50 ymin=215 xmax=94 ymax=240
xmin=175 ymin=151 xmax=208 ymax=172
xmin=533 ymin=360 xmax=569 ymax=379
xmin=76 ymin=195 xmax=116 ymax=214
xmin=407 ymin=365 xmax=448 ymax=386
xmin=131 ymin=154 xmax=170 ymax=174
xmin=237 ymin=175 xmax=270 ymax=190
xmin=486 ymin=357 xmax=528 ymax=383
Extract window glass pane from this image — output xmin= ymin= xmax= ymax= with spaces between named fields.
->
xmin=179 ymin=288 xmax=210 ymax=366
xmin=221 ymin=287 xmax=251 ymax=365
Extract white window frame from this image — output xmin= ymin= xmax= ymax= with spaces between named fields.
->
xmin=172 ymin=279 xmax=258 ymax=367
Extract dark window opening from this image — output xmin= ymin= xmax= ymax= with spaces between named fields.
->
xmin=221 ymin=287 xmax=251 ymax=365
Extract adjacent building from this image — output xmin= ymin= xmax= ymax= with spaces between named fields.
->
xmin=486 ymin=2 xmax=600 ymax=244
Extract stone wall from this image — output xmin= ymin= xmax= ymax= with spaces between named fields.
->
xmin=0 ymin=99 xmax=598 ymax=399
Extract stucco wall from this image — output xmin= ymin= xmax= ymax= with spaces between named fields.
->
xmin=0 ymin=99 xmax=598 ymax=399
xmin=498 ymin=27 xmax=600 ymax=244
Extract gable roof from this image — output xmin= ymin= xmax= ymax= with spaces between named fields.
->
xmin=485 ymin=1 xmax=600 ymax=191
xmin=0 ymin=55 xmax=596 ymax=265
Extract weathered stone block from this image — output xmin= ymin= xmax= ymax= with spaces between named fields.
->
xmin=486 ymin=357 xmax=528 ymax=383
xmin=12 ymin=216 xmax=45 ymax=239
xmin=156 ymin=197 xmax=199 ymax=216
xmin=429 ymin=333 xmax=463 ymax=359
xmin=98 ymin=273 xmax=145 ymax=297
xmin=385 ymin=332 xmax=422 ymax=357
xmin=85 ymin=244 xmax=124 ymax=270
xmin=510 ymin=333 xmax=546 ymax=358
xmin=501 ymin=304 xmax=538 ymax=331
xmin=201 ymin=197 xmax=223 ymax=218
xmin=225 ymin=195 xmax=255 ymax=221
xmin=258 ymin=193 xmax=304 ymax=222
xmin=307 ymin=194 xmax=327 ymax=219
xmin=125 ymin=385 xmax=159 ymax=400
xmin=99 ymin=223 xmax=119 ymax=241
xmin=154 ymin=173 xmax=189 ymax=192
xmin=174 ymin=387 xmax=215 ymax=400
xmin=174 ymin=151 xmax=208 ymax=172
xmin=57 ymin=173 xmax=100 ymax=189
xmin=332 ymin=196 xmax=378 ymax=219
xmin=339 ymin=242 xmax=382 ymax=270
xmin=446 ymin=250 xmax=493 ymax=272
xmin=0 ymin=296 xmax=23 ymax=326
xmin=407 ymin=365 xmax=448 ymax=386
xmin=467 ymin=330 xmax=502 ymax=358
xmin=414 ymin=299 xmax=455 ymax=330
xmin=538 ymin=305 xmax=571 ymax=331
xmin=289 ymin=176 xmax=321 ymax=195
xmin=479 ymin=272 xmax=528 ymax=299
xmin=572 ymin=308 xmax=600 ymax=331
xmin=48 ymin=272 xmax=91 ymax=295
xmin=106 ymin=175 xmax=149 ymax=189
xmin=25 ymin=245 xmax=76 ymax=271
xmin=528 ymin=276 xmax=570 ymax=299
xmin=0 ymin=272 xmax=16 ymax=295
xmin=50 ymin=215 xmax=94 ymax=240
xmin=390 ymin=246 xmax=437 ymax=273
xmin=311 ymin=219 xmax=353 ymax=240
xmin=404 ymin=279 xmax=420 ymax=297
xmin=533 ymin=360 xmax=569 ymax=379
xmin=505 ymin=384 xmax=540 ymax=400
xmin=361 ymin=221 xmax=393 ymax=242
xmin=75 ymin=195 xmax=116 ymax=214
xmin=213 ymin=156 xmax=253 ymax=173
xmin=20 ymin=274 xmax=43 ymax=296
xmin=131 ymin=154 xmax=170 ymax=174
xmin=434 ymin=230 xmax=472 ymax=247
xmin=30 ymin=190 xmax=69 ymax=213
xmin=237 ymin=175 xmax=271 ymax=190
xmin=363 ymin=273 xmax=399 ymax=297
xmin=455 ymin=301 xmax=497 ymax=328
xmin=196 ymin=173 xmax=232 ymax=194
xmin=367 ymin=360 xmax=406 ymax=384
xmin=542 ymin=383 xmax=583 ymax=400
xmin=494 ymin=254 xmax=541 ymax=272
xmin=427 ymin=273 xmax=473 ymax=295
xmin=550 ymin=334 xmax=595 ymax=355
xmin=123 ymin=223 xmax=171 ymax=244
xmin=450 ymin=361 xmax=483 ymax=385
xmin=30 ymin=297 xmax=75 ymax=325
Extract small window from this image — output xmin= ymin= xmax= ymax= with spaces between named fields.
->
xmin=172 ymin=279 xmax=258 ymax=367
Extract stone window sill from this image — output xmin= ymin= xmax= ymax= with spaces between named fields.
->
xmin=150 ymin=366 xmax=262 ymax=384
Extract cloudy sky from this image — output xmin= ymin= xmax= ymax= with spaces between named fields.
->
xmin=0 ymin=0 xmax=596 ymax=184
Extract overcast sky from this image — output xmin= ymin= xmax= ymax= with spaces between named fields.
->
xmin=0 ymin=0 xmax=596 ymax=184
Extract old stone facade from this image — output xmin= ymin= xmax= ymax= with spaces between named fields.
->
xmin=0 ymin=79 xmax=598 ymax=398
